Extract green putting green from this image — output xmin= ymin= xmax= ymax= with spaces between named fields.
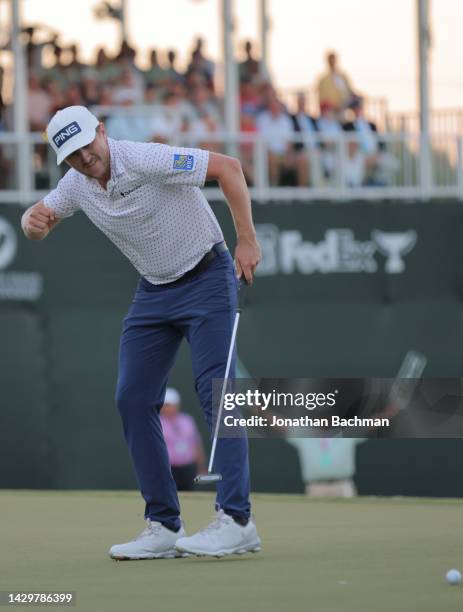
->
xmin=1 ymin=490 xmax=462 ymax=612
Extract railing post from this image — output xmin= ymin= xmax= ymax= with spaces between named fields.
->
xmin=457 ymin=136 xmax=463 ymax=202
xmin=418 ymin=131 xmax=433 ymax=200
xmin=254 ymin=135 xmax=268 ymax=202
xmin=336 ymin=134 xmax=348 ymax=198
xmin=12 ymin=0 xmax=34 ymax=205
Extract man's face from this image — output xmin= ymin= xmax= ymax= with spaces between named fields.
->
xmin=65 ymin=124 xmax=110 ymax=180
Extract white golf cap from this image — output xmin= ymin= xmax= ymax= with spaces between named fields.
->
xmin=164 ymin=387 xmax=181 ymax=406
xmin=46 ymin=106 xmax=99 ymax=165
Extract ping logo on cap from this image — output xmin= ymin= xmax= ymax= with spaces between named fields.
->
xmin=52 ymin=121 xmax=82 ymax=148
xmin=173 ymin=154 xmax=195 ymax=171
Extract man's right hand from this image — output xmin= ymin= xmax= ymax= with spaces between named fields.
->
xmin=21 ymin=202 xmax=57 ymax=241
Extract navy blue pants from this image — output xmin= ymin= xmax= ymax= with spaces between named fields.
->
xmin=115 ymin=246 xmax=251 ymax=531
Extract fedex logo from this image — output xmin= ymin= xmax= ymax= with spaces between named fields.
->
xmin=52 ymin=121 xmax=82 ymax=148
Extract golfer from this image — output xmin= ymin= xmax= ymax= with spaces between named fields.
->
xmin=21 ymin=105 xmax=262 ymax=559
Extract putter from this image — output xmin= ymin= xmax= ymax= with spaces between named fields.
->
xmin=194 ymin=278 xmax=249 ymax=485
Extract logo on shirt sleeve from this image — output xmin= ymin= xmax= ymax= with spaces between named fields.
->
xmin=52 ymin=121 xmax=82 ymax=148
xmin=172 ymin=154 xmax=195 ymax=171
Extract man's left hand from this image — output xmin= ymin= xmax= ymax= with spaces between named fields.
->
xmin=235 ymin=235 xmax=261 ymax=284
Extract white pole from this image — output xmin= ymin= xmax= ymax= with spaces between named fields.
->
xmin=457 ymin=136 xmax=463 ymax=202
xmin=221 ymin=0 xmax=238 ymax=156
xmin=11 ymin=0 xmax=32 ymax=205
xmin=258 ymin=0 xmax=269 ymax=79
xmin=417 ymin=0 xmax=432 ymax=199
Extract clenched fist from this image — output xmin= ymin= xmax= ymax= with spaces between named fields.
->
xmin=21 ymin=201 xmax=57 ymax=240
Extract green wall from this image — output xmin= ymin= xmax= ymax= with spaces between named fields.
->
xmin=1 ymin=201 xmax=463 ymax=495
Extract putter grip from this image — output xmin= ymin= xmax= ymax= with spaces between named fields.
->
xmin=238 ymin=277 xmax=249 ymax=312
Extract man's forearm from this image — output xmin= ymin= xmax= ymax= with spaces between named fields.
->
xmin=218 ymin=160 xmax=256 ymax=239
xmin=206 ymin=152 xmax=261 ymax=281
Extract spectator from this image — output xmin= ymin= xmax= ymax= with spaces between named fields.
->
xmin=344 ymin=98 xmax=398 ymax=186
xmin=65 ymin=82 xmax=84 ymax=107
xmin=144 ymin=82 xmax=160 ymax=106
xmin=291 ymin=92 xmax=318 ymax=150
xmin=287 ymin=437 xmax=364 ymax=497
xmin=144 ymin=48 xmax=169 ymax=88
xmin=21 ymin=25 xmax=58 ymax=75
xmin=94 ymin=47 xmax=120 ymax=85
xmin=105 ymin=92 xmax=148 ymax=142
xmin=145 ymin=90 xmax=188 ymax=143
xmin=81 ymin=73 xmax=101 ymax=106
xmin=187 ymin=38 xmax=215 ymax=90
xmin=115 ymin=39 xmax=137 ymax=65
xmin=143 ymin=84 xmax=171 ymax=143
xmin=98 ymin=86 xmax=114 ymax=108
xmin=27 ymin=73 xmax=52 ymax=131
xmin=188 ymin=110 xmax=221 ymax=152
xmin=239 ymin=76 xmax=262 ymax=117
xmin=240 ymin=109 xmax=258 ymax=185
xmin=343 ymin=97 xmax=379 ymax=186
xmin=344 ymin=98 xmax=379 ymax=156
xmin=164 ymin=89 xmax=190 ymax=133
xmin=290 ymin=92 xmax=321 ymax=186
xmin=317 ymin=100 xmax=344 ymax=181
xmin=65 ymin=43 xmax=86 ymax=85
xmin=256 ymin=94 xmax=308 ymax=186
xmin=190 ymin=85 xmax=221 ymax=126
xmin=43 ymin=44 xmax=68 ymax=91
xmin=165 ymin=50 xmax=183 ymax=84
xmin=41 ymin=77 xmax=65 ymax=115
xmin=170 ymin=82 xmax=197 ymax=124
xmin=160 ymin=388 xmax=207 ymax=491
xmin=185 ymin=69 xmax=208 ymax=91
xmin=116 ymin=53 xmax=145 ymax=90
xmin=112 ymin=69 xmax=144 ymax=105
xmin=239 ymin=40 xmax=260 ymax=82
xmin=318 ymin=51 xmax=357 ymax=117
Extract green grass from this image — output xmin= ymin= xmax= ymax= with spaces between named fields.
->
xmin=1 ymin=490 xmax=463 ymax=612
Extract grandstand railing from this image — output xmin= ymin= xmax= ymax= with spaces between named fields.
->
xmin=0 ymin=128 xmax=462 ymax=205
xmin=388 ymin=108 xmax=463 ymax=136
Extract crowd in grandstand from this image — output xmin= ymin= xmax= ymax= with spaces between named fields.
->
xmin=0 ymin=25 xmax=395 ymax=188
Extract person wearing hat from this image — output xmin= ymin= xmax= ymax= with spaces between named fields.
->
xmin=160 ymin=387 xmax=207 ymax=491
xmin=21 ymin=105 xmax=262 ymax=559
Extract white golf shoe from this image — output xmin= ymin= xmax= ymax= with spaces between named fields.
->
xmin=109 ymin=519 xmax=187 ymax=560
xmin=175 ymin=510 xmax=262 ymax=558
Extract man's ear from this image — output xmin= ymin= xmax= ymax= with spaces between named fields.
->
xmin=98 ymin=122 xmax=107 ymax=138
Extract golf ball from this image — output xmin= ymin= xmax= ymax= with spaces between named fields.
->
xmin=446 ymin=569 xmax=462 ymax=585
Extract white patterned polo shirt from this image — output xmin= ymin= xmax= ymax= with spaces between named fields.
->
xmin=43 ymin=138 xmax=224 ymax=284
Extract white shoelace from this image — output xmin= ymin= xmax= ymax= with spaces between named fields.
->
xmin=200 ymin=510 xmax=233 ymax=534
xmin=134 ymin=519 xmax=163 ymax=541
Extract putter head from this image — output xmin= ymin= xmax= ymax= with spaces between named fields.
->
xmin=194 ymin=473 xmax=223 ymax=485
